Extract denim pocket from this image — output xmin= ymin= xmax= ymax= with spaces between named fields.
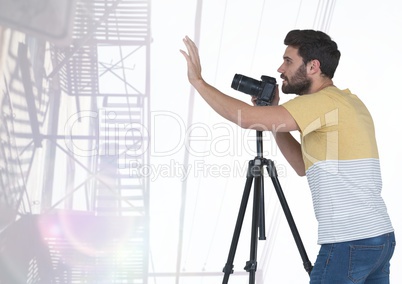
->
xmin=348 ymin=244 xmax=384 ymax=283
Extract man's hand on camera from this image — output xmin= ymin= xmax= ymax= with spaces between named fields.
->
xmin=271 ymin=84 xmax=280 ymax=106
xmin=251 ymin=96 xmax=258 ymax=106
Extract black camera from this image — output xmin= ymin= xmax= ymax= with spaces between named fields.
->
xmin=231 ymin=74 xmax=277 ymax=106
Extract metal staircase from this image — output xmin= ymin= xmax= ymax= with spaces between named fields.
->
xmin=0 ymin=0 xmax=151 ymax=283
xmin=52 ymin=0 xmax=151 ymax=216
xmin=97 ymin=94 xmax=148 ymax=217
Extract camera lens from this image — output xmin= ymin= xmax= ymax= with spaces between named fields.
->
xmin=231 ymin=74 xmax=262 ymax=96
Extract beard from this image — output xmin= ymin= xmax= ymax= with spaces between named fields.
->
xmin=281 ymin=64 xmax=312 ymax=95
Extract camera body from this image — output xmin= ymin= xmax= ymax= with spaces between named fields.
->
xmin=231 ymin=74 xmax=277 ymax=106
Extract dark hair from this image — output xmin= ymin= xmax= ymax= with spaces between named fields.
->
xmin=284 ymin=29 xmax=341 ymax=79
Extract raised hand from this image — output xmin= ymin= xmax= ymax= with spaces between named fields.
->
xmin=180 ymin=36 xmax=203 ymax=85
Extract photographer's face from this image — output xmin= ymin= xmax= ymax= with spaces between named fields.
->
xmin=278 ymin=46 xmax=311 ymax=95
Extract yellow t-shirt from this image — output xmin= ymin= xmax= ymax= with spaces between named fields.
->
xmin=282 ymin=86 xmax=378 ymax=171
xmin=282 ymin=86 xmax=393 ymax=244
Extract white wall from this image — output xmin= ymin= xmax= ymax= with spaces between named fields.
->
xmin=150 ymin=0 xmax=402 ymax=283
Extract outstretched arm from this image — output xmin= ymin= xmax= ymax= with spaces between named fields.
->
xmin=181 ymin=36 xmax=305 ymax=175
xmin=180 ymin=36 xmax=299 ymax=132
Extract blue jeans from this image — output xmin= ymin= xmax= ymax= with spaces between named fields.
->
xmin=310 ymin=232 xmax=396 ymax=284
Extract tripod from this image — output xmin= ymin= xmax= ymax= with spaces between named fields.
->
xmin=222 ymin=130 xmax=313 ymax=284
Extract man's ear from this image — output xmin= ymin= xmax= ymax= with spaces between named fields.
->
xmin=307 ymin=59 xmax=321 ymax=74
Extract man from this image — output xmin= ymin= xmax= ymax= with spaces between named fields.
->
xmin=181 ymin=30 xmax=395 ymax=283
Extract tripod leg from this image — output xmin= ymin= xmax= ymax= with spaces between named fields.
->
xmin=266 ymin=159 xmax=313 ymax=275
xmin=222 ymin=160 xmax=254 ymax=284
xmin=259 ymin=176 xmax=266 ymax=241
xmin=245 ymin=173 xmax=262 ymax=284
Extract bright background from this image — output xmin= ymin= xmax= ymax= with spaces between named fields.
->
xmin=149 ymin=0 xmax=401 ymax=283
